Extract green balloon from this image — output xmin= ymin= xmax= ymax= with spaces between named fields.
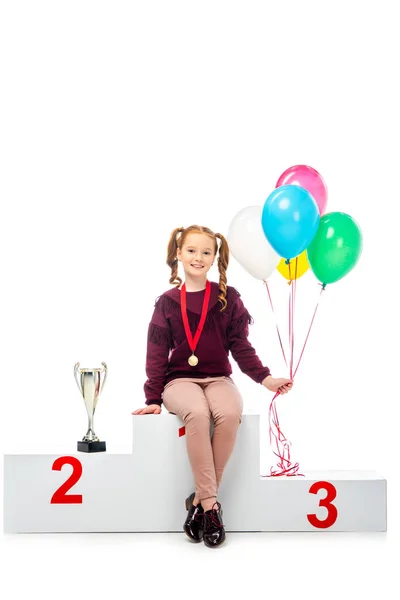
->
xmin=306 ymin=212 xmax=363 ymax=285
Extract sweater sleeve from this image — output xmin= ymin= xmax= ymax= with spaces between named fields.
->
xmin=143 ymin=296 xmax=172 ymax=406
xmin=227 ymin=294 xmax=271 ymax=384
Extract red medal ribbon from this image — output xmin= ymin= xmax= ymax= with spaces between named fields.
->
xmin=180 ymin=280 xmax=211 ymax=355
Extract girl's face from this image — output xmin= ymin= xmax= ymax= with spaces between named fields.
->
xmin=177 ymin=233 xmax=216 ymax=279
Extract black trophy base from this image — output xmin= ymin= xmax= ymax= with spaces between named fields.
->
xmin=77 ymin=440 xmax=106 ymax=453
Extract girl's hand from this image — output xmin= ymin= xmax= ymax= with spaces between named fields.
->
xmin=262 ymin=375 xmax=293 ymax=395
xmin=131 ymin=404 xmax=162 ymax=415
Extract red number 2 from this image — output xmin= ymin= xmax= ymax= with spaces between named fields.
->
xmin=51 ymin=456 xmax=83 ymax=504
xmin=307 ymin=481 xmax=338 ymax=528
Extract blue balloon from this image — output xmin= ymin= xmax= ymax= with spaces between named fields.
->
xmin=261 ymin=185 xmax=320 ymax=259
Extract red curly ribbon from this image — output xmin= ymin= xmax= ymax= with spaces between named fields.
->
xmin=264 ymin=390 xmax=302 ymax=477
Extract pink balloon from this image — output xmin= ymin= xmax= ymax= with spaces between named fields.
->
xmin=276 ymin=165 xmax=328 ymax=215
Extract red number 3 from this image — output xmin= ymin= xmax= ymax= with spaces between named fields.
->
xmin=51 ymin=456 xmax=83 ymax=504
xmin=307 ymin=481 xmax=338 ymax=528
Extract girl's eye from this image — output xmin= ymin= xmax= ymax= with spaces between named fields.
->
xmin=204 ymin=252 xmax=210 ymax=255
xmin=188 ymin=249 xmax=194 ymax=253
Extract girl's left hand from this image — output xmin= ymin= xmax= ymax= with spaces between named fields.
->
xmin=262 ymin=375 xmax=293 ymax=394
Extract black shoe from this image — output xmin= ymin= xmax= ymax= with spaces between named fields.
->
xmin=183 ymin=493 xmax=204 ymax=542
xmin=203 ymin=501 xmax=226 ymax=548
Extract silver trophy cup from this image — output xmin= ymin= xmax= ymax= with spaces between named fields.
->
xmin=74 ymin=362 xmax=107 ymax=452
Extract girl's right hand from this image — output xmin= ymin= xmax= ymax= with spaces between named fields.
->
xmin=131 ymin=404 xmax=162 ymax=415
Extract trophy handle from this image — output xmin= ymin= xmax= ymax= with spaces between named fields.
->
xmin=74 ymin=362 xmax=83 ymax=394
xmin=100 ymin=362 xmax=108 ymax=394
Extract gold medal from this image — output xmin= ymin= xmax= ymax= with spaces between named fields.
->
xmin=188 ymin=354 xmax=199 ymax=367
xmin=181 ymin=281 xmax=210 ymax=370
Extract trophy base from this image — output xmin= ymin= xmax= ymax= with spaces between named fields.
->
xmin=77 ymin=440 xmax=106 ymax=453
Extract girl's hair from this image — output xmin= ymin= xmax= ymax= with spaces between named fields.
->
xmin=167 ymin=225 xmax=229 ymax=311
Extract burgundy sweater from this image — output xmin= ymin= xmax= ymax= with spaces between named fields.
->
xmin=144 ymin=282 xmax=271 ymax=405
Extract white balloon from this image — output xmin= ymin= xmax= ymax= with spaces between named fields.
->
xmin=227 ymin=206 xmax=281 ymax=280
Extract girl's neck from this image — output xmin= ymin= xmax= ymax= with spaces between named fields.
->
xmin=182 ymin=275 xmax=208 ymax=292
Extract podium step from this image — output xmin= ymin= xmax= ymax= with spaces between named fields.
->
xmin=3 ymin=414 xmax=386 ymax=533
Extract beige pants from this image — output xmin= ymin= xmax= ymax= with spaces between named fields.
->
xmin=162 ymin=376 xmax=243 ymax=501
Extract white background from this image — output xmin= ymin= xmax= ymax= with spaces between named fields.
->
xmin=0 ymin=1 xmax=398 ymax=598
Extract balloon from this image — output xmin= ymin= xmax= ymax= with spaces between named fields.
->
xmin=276 ymin=165 xmax=328 ymax=215
xmin=306 ymin=212 xmax=363 ymax=285
xmin=261 ymin=185 xmax=320 ymax=260
xmin=277 ymin=250 xmax=310 ymax=281
xmin=227 ymin=206 xmax=281 ymax=280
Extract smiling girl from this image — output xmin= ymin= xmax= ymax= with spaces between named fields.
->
xmin=132 ymin=225 xmax=292 ymax=547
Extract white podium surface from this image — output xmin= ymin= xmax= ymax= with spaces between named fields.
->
xmin=3 ymin=413 xmax=387 ymax=533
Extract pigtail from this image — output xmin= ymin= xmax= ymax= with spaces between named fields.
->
xmin=215 ymin=232 xmax=229 ymax=312
xmin=167 ymin=227 xmax=184 ymax=287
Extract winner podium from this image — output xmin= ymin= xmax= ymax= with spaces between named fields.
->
xmin=3 ymin=412 xmax=386 ymax=533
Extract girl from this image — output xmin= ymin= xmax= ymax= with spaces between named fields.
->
xmin=132 ymin=225 xmax=292 ymax=547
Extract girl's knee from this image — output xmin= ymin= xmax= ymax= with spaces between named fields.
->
xmin=215 ymin=410 xmax=242 ymax=427
xmin=184 ymin=409 xmax=211 ymax=425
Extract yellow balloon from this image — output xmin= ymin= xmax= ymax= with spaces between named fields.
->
xmin=277 ymin=250 xmax=310 ymax=281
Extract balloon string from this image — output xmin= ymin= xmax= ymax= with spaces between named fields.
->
xmin=264 ymin=280 xmax=288 ymax=368
xmin=288 ymin=261 xmax=292 ymax=374
xmin=293 ymin=284 xmax=325 ymax=378
xmin=262 ymin=391 xmax=303 ymax=478
xmin=287 ymin=257 xmax=298 ymax=379
xmin=263 ymin=258 xmax=303 ymax=478
xmin=291 ymin=259 xmax=298 ymax=378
